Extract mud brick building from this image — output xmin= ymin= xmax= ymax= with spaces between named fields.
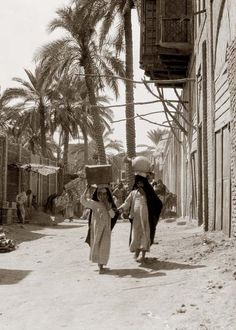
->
xmin=138 ymin=0 xmax=236 ymax=237
xmin=0 ymin=135 xmax=58 ymax=224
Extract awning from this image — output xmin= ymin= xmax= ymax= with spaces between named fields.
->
xmin=20 ymin=163 xmax=60 ymax=176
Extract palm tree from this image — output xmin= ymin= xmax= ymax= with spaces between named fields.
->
xmin=137 ymin=128 xmax=169 ymax=178
xmin=78 ymin=94 xmax=117 ymax=164
xmin=0 ymin=91 xmax=9 ymax=133
xmin=49 ymin=76 xmax=91 ymax=166
xmin=147 ymin=129 xmax=164 ymax=148
xmin=1 ymin=66 xmax=51 ymax=157
xmin=48 ymin=71 xmax=118 ymax=171
xmin=72 ymin=128 xmax=124 ymax=170
xmin=48 ymin=74 xmax=82 ymax=169
xmin=1 ymin=101 xmax=58 ymax=157
xmin=36 ymin=3 xmax=125 ymax=164
xmin=83 ymin=0 xmax=136 ymax=189
xmin=4 ymin=107 xmax=40 ymax=154
xmin=138 ymin=128 xmax=169 ymax=152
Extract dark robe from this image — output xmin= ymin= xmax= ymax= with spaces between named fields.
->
xmin=129 ymin=175 xmax=163 ymax=246
xmin=85 ymin=188 xmax=119 ymax=246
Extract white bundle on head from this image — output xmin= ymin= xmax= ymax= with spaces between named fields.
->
xmin=131 ymin=156 xmax=152 ymax=174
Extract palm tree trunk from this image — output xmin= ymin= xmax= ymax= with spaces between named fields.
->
xmin=124 ymin=6 xmax=136 ymax=190
xmin=57 ymin=131 xmax=63 ymax=162
xmin=63 ymin=128 xmax=69 ymax=172
xmin=81 ymin=126 xmax=89 ymax=165
xmin=84 ymin=58 xmax=106 ymax=165
xmin=39 ymin=99 xmax=47 ymax=158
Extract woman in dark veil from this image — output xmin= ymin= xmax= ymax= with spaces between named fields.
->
xmin=118 ymin=175 xmax=162 ymax=261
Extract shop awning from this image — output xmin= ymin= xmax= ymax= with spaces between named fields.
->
xmin=20 ymin=163 xmax=60 ymax=176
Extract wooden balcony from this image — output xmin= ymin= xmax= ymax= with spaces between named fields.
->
xmin=140 ymin=0 xmax=193 ymax=87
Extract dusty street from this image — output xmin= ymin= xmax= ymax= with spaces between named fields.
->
xmin=1 ymin=218 xmax=236 ymax=330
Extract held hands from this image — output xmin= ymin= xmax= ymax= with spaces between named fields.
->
xmin=117 ymin=207 xmax=123 ymax=214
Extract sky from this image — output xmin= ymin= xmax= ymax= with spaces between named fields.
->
xmin=0 ymin=0 xmax=173 ymax=149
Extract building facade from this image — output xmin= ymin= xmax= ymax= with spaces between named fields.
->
xmin=139 ymin=0 xmax=236 ymax=237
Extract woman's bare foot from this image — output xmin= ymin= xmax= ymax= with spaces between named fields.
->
xmin=138 ymin=251 xmax=147 ymax=263
xmin=134 ymin=250 xmax=140 ymax=261
xmin=98 ymin=264 xmax=104 ymax=274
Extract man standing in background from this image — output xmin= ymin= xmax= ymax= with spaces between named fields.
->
xmin=16 ymin=188 xmax=27 ymax=224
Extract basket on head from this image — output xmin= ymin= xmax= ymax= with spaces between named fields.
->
xmin=85 ymin=165 xmax=112 ymax=185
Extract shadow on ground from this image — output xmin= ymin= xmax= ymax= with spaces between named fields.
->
xmin=7 ymin=225 xmax=47 ymax=244
xmin=103 ymin=268 xmax=166 ymax=279
xmin=0 ymin=268 xmax=32 ymax=285
xmin=50 ymin=224 xmax=85 ymax=230
xmin=5 ymin=221 xmax=84 ymax=246
xmin=139 ymin=258 xmax=205 ymax=271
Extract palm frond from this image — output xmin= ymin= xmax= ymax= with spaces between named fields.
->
xmin=2 ymin=87 xmax=31 ymax=103
xmin=24 ymin=69 xmax=37 ymax=89
xmin=112 ymin=16 xmax=125 ymax=54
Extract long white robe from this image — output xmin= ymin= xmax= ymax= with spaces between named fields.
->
xmin=120 ymin=190 xmax=150 ymax=252
xmin=80 ymin=195 xmax=111 ymax=265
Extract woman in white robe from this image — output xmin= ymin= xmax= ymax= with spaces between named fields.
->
xmin=119 ymin=182 xmax=150 ymax=260
xmin=80 ymin=185 xmax=118 ymax=274
xmin=118 ymin=175 xmax=162 ymax=261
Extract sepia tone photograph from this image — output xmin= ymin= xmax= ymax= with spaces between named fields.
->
xmin=0 ymin=1 xmax=236 ymax=329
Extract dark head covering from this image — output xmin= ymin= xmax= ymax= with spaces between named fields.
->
xmin=133 ymin=175 xmax=163 ymax=245
xmin=85 ymin=187 xmax=119 ymax=245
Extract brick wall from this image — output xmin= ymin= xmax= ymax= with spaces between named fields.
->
xmin=227 ymin=38 xmax=236 ymax=237
xmin=206 ymin=1 xmax=215 ymax=231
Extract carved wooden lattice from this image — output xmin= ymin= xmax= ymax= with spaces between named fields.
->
xmin=161 ymin=0 xmax=190 ymax=43
xmin=140 ymin=0 xmax=192 ymax=82
xmin=161 ymin=18 xmax=189 ymax=43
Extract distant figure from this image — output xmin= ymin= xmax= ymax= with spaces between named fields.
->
xmin=45 ymin=187 xmax=70 ymax=219
xmin=16 ymin=189 xmax=27 ymax=224
xmin=44 ymin=193 xmax=59 ymax=215
xmin=152 ymin=180 xmax=177 ymax=218
xmin=164 ymin=192 xmax=177 ymax=216
xmin=66 ymin=190 xmax=75 ymax=222
xmin=154 ymin=179 xmax=167 ymax=196
xmin=32 ymin=194 xmax=38 ymax=210
xmin=58 ymin=187 xmax=69 ymax=218
xmin=25 ymin=189 xmax=33 ymax=221
xmin=113 ymin=182 xmax=126 ymax=208
xmin=152 ymin=181 xmax=159 ymax=195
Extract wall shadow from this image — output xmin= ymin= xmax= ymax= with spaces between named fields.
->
xmin=139 ymin=258 xmax=205 ymax=271
xmin=0 ymin=268 xmax=31 ymax=285
xmin=103 ymin=268 xmax=166 ymax=279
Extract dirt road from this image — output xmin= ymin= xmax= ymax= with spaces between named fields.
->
xmin=0 ymin=219 xmax=235 ymax=330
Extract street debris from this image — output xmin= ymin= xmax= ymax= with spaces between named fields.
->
xmin=0 ymin=228 xmax=16 ymax=252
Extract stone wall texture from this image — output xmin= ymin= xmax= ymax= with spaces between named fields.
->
xmin=227 ymin=38 xmax=236 ymax=237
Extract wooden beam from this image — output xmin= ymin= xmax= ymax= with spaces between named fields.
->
xmin=76 ymin=73 xmax=195 ymax=85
